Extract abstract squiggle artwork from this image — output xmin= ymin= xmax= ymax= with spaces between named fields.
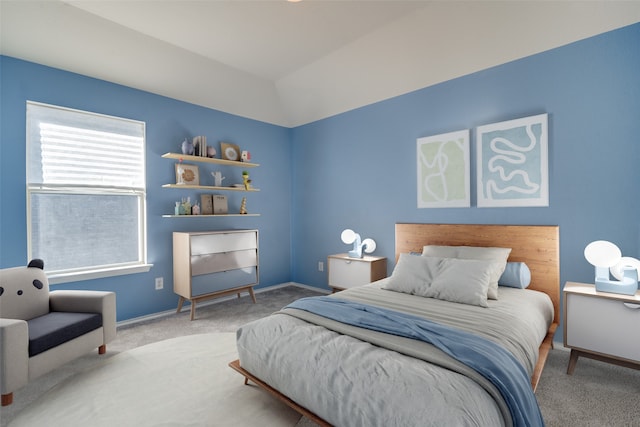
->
xmin=476 ymin=114 xmax=548 ymax=207
xmin=417 ymin=130 xmax=470 ymax=208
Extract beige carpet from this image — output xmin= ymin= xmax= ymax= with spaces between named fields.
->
xmin=8 ymin=333 xmax=302 ymax=427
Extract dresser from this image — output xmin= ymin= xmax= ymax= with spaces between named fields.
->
xmin=327 ymin=253 xmax=387 ymax=291
xmin=173 ymin=230 xmax=259 ymax=320
xmin=563 ymin=281 xmax=640 ymax=374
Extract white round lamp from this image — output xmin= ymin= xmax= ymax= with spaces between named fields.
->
xmin=341 ymin=229 xmax=376 ymax=258
xmin=584 ymin=240 xmax=638 ymax=295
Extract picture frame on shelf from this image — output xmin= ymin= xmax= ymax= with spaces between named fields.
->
xmin=200 ymin=194 xmax=213 ymax=215
xmin=175 ymin=163 xmax=199 ymax=185
xmin=220 ymin=142 xmax=241 ymax=161
xmin=212 ymin=195 xmax=228 ymax=214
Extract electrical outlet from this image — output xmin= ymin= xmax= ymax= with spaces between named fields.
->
xmin=318 ymin=261 xmax=324 ymax=272
xmin=155 ymin=277 xmax=163 ymax=290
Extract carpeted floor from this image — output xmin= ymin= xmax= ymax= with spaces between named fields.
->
xmin=7 ymin=333 xmax=302 ymax=427
xmin=2 ymin=284 xmax=639 ymax=426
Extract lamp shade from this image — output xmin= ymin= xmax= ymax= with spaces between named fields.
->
xmin=341 ymin=229 xmax=357 ymax=244
xmin=610 ymin=256 xmax=640 ymax=281
xmin=584 ymin=240 xmax=622 ymax=267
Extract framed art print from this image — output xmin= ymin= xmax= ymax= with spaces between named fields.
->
xmin=220 ymin=142 xmax=241 ymax=161
xmin=417 ymin=129 xmax=470 ymax=208
xmin=175 ymin=163 xmax=199 ymax=185
xmin=476 ymin=113 xmax=548 ymax=207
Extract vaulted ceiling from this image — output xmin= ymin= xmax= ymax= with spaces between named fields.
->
xmin=2 ymin=1 xmax=639 ymax=127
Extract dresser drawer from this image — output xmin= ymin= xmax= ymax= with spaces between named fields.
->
xmin=566 ymin=292 xmax=640 ymax=362
xmin=190 ymin=231 xmax=257 ymax=255
xmin=191 ymin=249 xmax=258 ymax=276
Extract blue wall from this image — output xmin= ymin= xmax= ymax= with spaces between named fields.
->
xmin=1 ymin=57 xmax=293 ymax=320
xmin=2 ymin=23 xmax=639 ymax=328
xmin=291 ymin=23 xmax=640 ymax=299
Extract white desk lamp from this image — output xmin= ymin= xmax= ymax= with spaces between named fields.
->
xmin=341 ymin=229 xmax=376 ymax=258
xmin=584 ymin=240 xmax=639 ymax=295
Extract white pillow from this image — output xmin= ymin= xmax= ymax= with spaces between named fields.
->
xmin=382 ymin=253 xmax=440 ymax=295
xmin=422 ymin=245 xmax=511 ymax=300
xmin=383 ymin=254 xmax=495 ymax=307
xmin=423 ymin=258 xmax=493 ymax=307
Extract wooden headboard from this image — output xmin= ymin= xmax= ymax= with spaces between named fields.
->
xmin=395 ymin=223 xmax=560 ymax=323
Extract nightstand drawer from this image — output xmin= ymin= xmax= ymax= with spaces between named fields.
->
xmin=566 ymin=292 xmax=640 ymax=362
xmin=328 ymin=254 xmax=386 ymax=290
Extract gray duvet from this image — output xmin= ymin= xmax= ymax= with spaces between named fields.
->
xmin=236 ymin=280 xmax=554 ymax=427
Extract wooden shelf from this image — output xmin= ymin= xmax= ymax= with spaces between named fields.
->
xmin=162 ymin=184 xmax=260 ymax=192
xmin=162 ymin=214 xmax=260 ymax=218
xmin=162 ymin=152 xmax=259 ymax=167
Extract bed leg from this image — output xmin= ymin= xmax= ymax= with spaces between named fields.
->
xmin=1 ymin=393 xmax=13 ymax=406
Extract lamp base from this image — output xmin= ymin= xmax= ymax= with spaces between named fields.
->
xmin=595 ymin=279 xmax=638 ymax=295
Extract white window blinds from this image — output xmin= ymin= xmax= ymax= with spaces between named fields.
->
xmin=27 ymin=103 xmax=145 ymax=189
xmin=26 ymin=101 xmax=149 ymax=282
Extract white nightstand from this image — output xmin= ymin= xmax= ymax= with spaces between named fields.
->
xmin=327 ymin=253 xmax=387 ymax=291
xmin=563 ymin=281 xmax=640 ymax=374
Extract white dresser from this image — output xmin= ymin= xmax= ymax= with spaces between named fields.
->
xmin=563 ymin=281 xmax=640 ymax=373
xmin=327 ymin=253 xmax=387 ymax=291
xmin=173 ymin=229 xmax=258 ymax=320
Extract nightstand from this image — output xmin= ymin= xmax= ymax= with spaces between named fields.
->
xmin=563 ymin=281 xmax=640 ymax=374
xmin=327 ymin=253 xmax=387 ymax=291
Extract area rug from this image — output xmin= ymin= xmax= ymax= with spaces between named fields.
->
xmin=8 ymin=333 xmax=302 ymax=427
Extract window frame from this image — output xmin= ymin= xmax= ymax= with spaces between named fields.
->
xmin=26 ymin=101 xmax=151 ymax=284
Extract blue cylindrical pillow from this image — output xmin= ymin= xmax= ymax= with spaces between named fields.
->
xmin=498 ymin=262 xmax=531 ymax=288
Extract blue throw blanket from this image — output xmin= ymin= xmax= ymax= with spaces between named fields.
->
xmin=286 ymin=296 xmax=544 ymax=427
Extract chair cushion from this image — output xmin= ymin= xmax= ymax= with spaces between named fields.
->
xmin=28 ymin=312 xmax=103 ymax=357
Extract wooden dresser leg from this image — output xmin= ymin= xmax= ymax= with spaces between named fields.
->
xmin=190 ymin=299 xmax=196 ymax=321
xmin=1 ymin=392 xmax=13 ymax=406
xmin=98 ymin=344 xmax=106 ymax=355
xmin=176 ymin=296 xmax=185 ymax=314
xmin=249 ymin=287 xmax=257 ymax=304
xmin=567 ymin=349 xmax=580 ymax=375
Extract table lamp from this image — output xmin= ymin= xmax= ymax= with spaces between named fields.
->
xmin=584 ymin=240 xmax=639 ymax=295
xmin=341 ymin=229 xmax=376 ymax=258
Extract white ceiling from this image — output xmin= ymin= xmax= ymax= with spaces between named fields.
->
xmin=1 ymin=1 xmax=639 ymax=127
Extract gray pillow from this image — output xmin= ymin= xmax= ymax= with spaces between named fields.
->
xmin=383 ymin=254 xmax=495 ymax=307
xmin=382 ymin=253 xmax=440 ymax=295
xmin=422 ymin=245 xmax=511 ymax=300
xmin=423 ymin=258 xmax=493 ymax=307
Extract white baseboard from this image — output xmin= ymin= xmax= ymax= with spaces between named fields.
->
xmin=117 ymin=282 xmax=328 ymax=327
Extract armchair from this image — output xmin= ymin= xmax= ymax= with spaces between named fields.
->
xmin=0 ymin=260 xmax=116 ymax=406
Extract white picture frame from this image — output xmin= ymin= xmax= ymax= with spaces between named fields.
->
xmin=476 ymin=113 xmax=548 ymax=207
xmin=175 ymin=163 xmax=199 ymax=186
xmin=417 ymin=129 xmax=470 ymax=208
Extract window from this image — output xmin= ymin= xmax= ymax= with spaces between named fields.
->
xmin=27 ymin=101 xmax=150 ymax=283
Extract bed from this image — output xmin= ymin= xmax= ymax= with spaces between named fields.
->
xmin=230 ymin=223 xmax=559 ymax=427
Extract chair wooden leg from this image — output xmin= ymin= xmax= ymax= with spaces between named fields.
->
xmin=98 ymin=344 xmax=106 ymax=355
xmin=1 ymin=392 xmax=13 ymax=406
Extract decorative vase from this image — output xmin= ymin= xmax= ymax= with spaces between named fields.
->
xmin=180 ymin=139 xmax=194 ymax=155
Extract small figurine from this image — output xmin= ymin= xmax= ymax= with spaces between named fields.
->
xmin=241 ymin=150 xmax=251 ymax=162
xmin=242 ymin=171 xmax=251 ymax=190
xmin=211 ymin=171 xmax=225 ymax=187
xmin=240 ymin=197 xmax=247 ymax=214
xmin=207 ymin=146 xmax=216 ymax=158
xmin=180 ymin=139 xmax=194 ymax=155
